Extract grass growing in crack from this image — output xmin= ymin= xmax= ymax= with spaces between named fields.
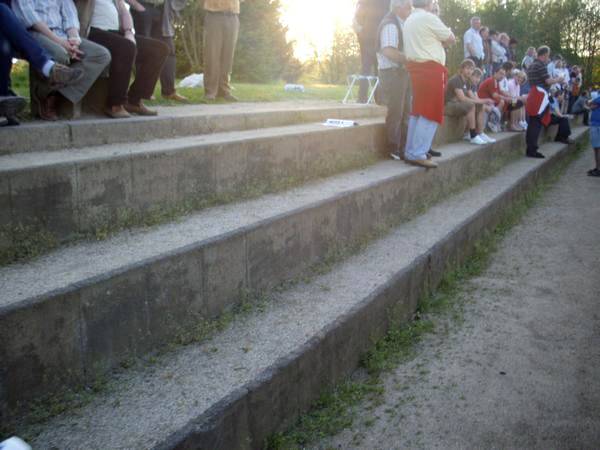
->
xmin=266 ymin=142 xmax=586 ymax=450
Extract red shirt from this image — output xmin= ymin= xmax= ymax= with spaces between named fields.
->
xmin=478 ymin=77 xmax=500 ymax=105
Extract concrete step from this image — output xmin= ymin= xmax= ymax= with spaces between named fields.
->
xmin=0 ymin=127 xmax=558 ymax=417
xmin=0 ymin=119 xmax=386 ymax=257
xmin=12 ymin=127 xmax=588 ymax=450
xmin=0 ymin=101 xmax=386 ymax=156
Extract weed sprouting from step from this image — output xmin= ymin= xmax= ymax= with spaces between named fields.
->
xmin=265 ymin=142 xmax=586 ymax=450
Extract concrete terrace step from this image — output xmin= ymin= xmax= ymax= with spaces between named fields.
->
xmin=0 ymin=119 xmax=385 ymax=250
xmin=15 ymin=129 xmax=587 ymax=450
xmin=0 ymin=101 xmax=385 ymax=155
xmin=0 ymin=127 xmax=554 ymax=416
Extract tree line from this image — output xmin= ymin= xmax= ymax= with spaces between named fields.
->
xmin=174 ymin=0 xmax=599 ymax=86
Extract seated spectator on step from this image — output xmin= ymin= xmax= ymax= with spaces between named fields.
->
xmin=506 ymin=68 xmax=527 ymax=131
xmin=77 ymin=0 xmax=169 ymax=118
xmin=467 ymin=67 xmax=497 ymax=142
xmin=548 ymin=87 xmax=572 ymax=144
xmin=1 ymin=1 xmax=83 ymax=124
xmin=12 ymin=0 xmax=110 ymax=121
xmin=477 ymin=66 xmax=513 ymax=130
xmin=376 ymin=0 xmax=412 ymax=161
xmin=445 ymin=59 xmax=495 ymax=145
xmin=571 ymin=90 xmax=589 ymax=126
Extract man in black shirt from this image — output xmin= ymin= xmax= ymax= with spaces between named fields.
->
xmin=353 ymin=0 xmax=389 ymax=103
xmin=525 ymin=46 xmax=565 ymax=158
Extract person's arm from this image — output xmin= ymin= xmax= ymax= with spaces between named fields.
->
xmin=430 ymin=15 xmax=455 ymax=46
xmin=464 ymin=31 xmax=475 ymax=56
xmin=467 ymin=89 xmax=494 ymax=105
xmin=380 ymin=24 xmax=406 ymax=65
xmin=116 ymin=0 xmax=135 ymax=43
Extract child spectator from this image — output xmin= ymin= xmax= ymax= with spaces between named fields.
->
xmin=507 ymin=69 xmax=528 ymax=130
xmin=588 ymin=91 xmax=600 ymax=177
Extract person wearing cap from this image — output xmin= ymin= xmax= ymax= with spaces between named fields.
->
xmin=402 ymin=0 xmax=455 ymax=169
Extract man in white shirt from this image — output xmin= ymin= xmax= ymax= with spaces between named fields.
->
xmin=377 ymin=0 xmax=412 ymax=160
xmin=463 ymin=16 xmax=484 ymax=67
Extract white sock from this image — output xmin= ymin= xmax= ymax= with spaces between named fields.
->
xmin=41 ymin=60 xmax=55 ymax=78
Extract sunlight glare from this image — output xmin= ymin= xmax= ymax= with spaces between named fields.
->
xmin=280 ymin=0 xmax=357 ymax=61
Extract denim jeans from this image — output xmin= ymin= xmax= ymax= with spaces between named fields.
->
xmin=0 ymin=2 xmax=50 ymax=95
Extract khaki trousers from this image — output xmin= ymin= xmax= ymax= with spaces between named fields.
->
xmin=31 ymin=32 xmax=111 ymax=103
xmin=203 ymin=11 xmax=239 ymax=98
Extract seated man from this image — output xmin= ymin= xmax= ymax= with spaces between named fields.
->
xmin=12 ymin=0 xmax=111 ymax=120
xmin=77 ymin=0 xmax=169 ymax=117
xmin=445 ymin=59 xmax=495 ymax=145
xmin=477 ymin=66 xmax=513 ymax=132
xmin=548 ymin=86 xmax=572 ymax=144
xmin=0 ymin=0 xmax=83 ymax=124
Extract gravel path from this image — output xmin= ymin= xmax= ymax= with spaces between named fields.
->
xmin=317 ymin=148 xmax=600 ymax=450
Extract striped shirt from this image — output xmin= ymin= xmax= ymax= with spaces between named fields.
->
xmin=377 ymin=18 xmax=404 ymax=70
xmin=527 ymin=59 xmax=550 ymax=88
xmin=12 ymin=0 xmax=79 ymax=38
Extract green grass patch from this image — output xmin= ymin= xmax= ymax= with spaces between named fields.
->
xmin=9 ymin=61 xmax=353 ymax=111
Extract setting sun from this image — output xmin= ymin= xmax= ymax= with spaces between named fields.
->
xmin=280 ymin=0 xmax=357 ymax=61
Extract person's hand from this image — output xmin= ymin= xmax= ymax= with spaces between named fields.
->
xmin=484 ymin=98 xmax=495 ymax=106
xmin=59 ymin=38 xmax=84 ymax=60
xmin=124 ymin=30 xmax=136 ymax=44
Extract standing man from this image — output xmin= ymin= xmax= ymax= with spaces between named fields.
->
xmin=463 ymin=16 xmax=484 ymax=68
xmin=353 ymin=0 xmax=389 ymax=103
xmin=131 ymin=0 xmax=188 ymax=102
xmin=377 ymin=0 xmax=412 ymax=160
xmin=525 ymin=46 xmax=564 ymax=159
xmin=203 ymin=0 xmax=243 ymax=102
xmin=403 ymin=0 xmax=455 ymax=169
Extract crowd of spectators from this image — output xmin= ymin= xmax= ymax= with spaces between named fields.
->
xmin=0 ymin=0 xmax=243 ymax=123
xmin=356 ymin=0 xmax=597 ymax=174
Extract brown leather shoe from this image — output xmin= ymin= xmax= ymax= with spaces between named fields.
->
xmin=38 ymin=94 xmax=59 ymax=121
xmin=48 ymin=63 xmax=84 ymax=88
xmin=406 ymin=159 xmax=438 ymax=169
xmin=124 ymin=101 xmax=158 ymax=116
xmin=162 ymin=92 xmax=188 ymax=102
xmin=104 ymin=105 xmax=131 ymax=119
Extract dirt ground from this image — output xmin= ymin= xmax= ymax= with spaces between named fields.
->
xmin=317 ymin=149 xmax=600 ymax=450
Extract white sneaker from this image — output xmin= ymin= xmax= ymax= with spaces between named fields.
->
xmin=519 ymin=121 xmax=528 ymax=130
xmin=479 ymin=132 xmax=496 ymax=143
xmin=470 ymin=135 xmax=487 ymax=145
xmin=463 ymin=133 xmax=471 ymax=141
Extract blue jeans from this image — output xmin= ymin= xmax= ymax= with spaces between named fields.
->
xmin=0 ymin=2 xmax=50 ymax=95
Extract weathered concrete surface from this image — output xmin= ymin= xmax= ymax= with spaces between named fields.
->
xmin=0 ymin=120 xmax=385 ymax=243
xmin=0 ymin=128 xmax=538 ymax=413
xmin=12 ymin=133 xmax=585 ymax=450
xmin=318 ymin=147 xmax=600 ymax=450
xmin=0 ymin=102 xmax=385 ymax=155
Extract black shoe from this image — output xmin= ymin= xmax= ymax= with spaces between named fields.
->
xmin=587 ymin=168 xmax=600 ymax=177
xmin=526 ymin=152 xmax=545 ymax=159
xmin=428 ymin=149 xmax=442 ymax=157
xmin=0 ymin=95 xmax=26 ymax=119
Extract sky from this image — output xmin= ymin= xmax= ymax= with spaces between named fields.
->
xmin=279 ymin=0 xmax=356 ymax=61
